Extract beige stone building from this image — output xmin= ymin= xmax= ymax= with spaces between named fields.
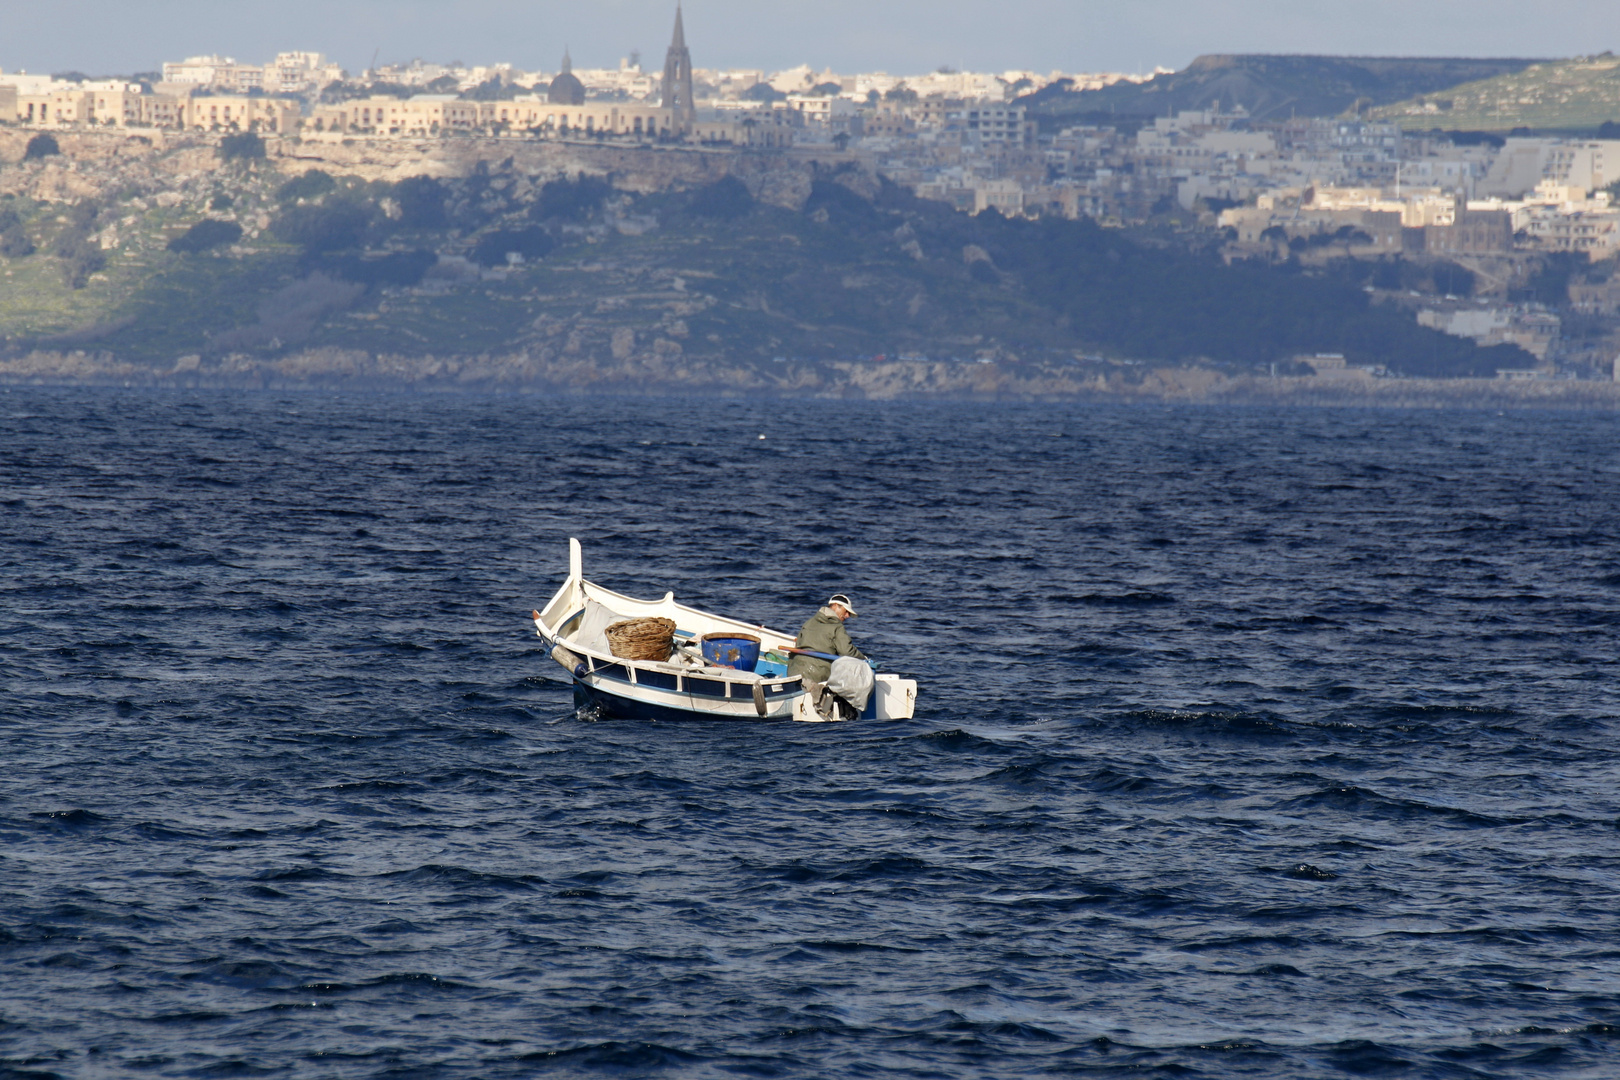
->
xmin=489 ymin=98 xmax=677 ymax=138
xmin=139 ymin=94 xmax=188 ymax=128
xmin=12 ymin=86 xmax=109 ymax=125
xmin=1219 ymin=205 xmax=1404 ymax=254
xmin=185 ymin=95 xmax=301 ymax=133
xmin=8 ymin=83 xmax=293 ymax=133
xmin=689 ymin=115 xmax=793 ymax=147
xmin=309 ymin=94 xmax=704 ymax=140
xmin=14 ymin=83 xmax=144 ymax=126
xmin=303 ymin=92 xmax=791 ymax=144
xmin=85 ymin=88 xmax=145 ymax=126
xmin=16 ymin=87 xmax=92 ymax=124
xmin=308 ymin=95 xmax=480 ymax=135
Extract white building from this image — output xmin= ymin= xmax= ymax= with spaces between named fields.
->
xmin=0 ymin=70 xmax=66 ymax=96
xmin=270 ymin=52 xmax=343 ymax=93
xmin=1474 ymin=139 xmax=1620 ymax=198
xmin=161 ymin=55 xmax=264 ymax=92
xmin=902 ymin=69 xmax=1011 ymax=100
xmin=704 ymin=69 xmax=766 ymax=98
xmin=953 ymin=104 xmax=1033 ymax=144
xmin=571 ymin=63 xmax=659 ymax=99
xmin=1545 ymin=141 xmax=1620 ymax=193
xmin=785 ymin=94 xmax=859 ymax=125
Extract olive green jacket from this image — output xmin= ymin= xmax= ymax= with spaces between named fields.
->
xmin=787 ymin=607 xmax=867 ymax=683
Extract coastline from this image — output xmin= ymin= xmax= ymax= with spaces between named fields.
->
xmin=3 ymin=347 xmax=1617 ymax=407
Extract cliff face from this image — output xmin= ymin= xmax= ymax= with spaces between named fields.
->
xmin=287 ymin=136 xmax=822 ymax=210
xmin=0 ymin=129 xmax=823 ymax=211
xmin=0 ymin=130 xmax=220 ymax=203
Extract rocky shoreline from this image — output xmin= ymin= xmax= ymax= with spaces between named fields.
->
xmin=4 ymin=347 xmax=1617 ymax=408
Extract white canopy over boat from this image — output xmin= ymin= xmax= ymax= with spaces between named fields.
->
xmin=532 ymin=538 xmax=917 ymax=722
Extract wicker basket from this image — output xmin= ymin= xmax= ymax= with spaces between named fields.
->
xmin=605 ymin=617 xmax=677 ymax=662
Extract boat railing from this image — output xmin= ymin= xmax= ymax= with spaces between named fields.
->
xmin=564 ymin=639 xmax=802 ymax=689
xmin=541 ymin=609 xmax=803 ymax=695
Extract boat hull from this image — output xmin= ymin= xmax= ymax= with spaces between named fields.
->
xmin=569 ymin=671 xmax=908 ymax=723
xmin=575 ymin=681 xmax=800 ymax=723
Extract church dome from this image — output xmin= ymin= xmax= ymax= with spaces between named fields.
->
xmin=548 ymin=51 xmax=586 ymax=105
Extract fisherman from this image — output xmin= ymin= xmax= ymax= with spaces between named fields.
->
xmin=788 ymin=594 xmax=869 ymax=718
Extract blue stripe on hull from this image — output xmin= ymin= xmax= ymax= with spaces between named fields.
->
xmin=573 ymin=681 xmax=786 ymax=723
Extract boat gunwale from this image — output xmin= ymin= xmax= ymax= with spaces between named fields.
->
xmin=536 ymin=577 xmax=807 ymax=696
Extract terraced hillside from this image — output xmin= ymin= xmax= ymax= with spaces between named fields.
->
xmin=1372 ymin=54 xmax=1620 ymax=131
xmin=1021 ymin=54 xmax=1544 ymax=127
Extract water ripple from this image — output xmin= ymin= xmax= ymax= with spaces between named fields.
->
xmin=1 ymin=390 xmax=1617 ymax=1078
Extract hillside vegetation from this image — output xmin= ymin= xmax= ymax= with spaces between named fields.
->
xmin=1022 ymin=55 xmax=1544 ymax=127
xmin=1371 ymin=54 xmax=1620 ymax=131
xmin=0 ymin=155 xmax=1526 ymax=384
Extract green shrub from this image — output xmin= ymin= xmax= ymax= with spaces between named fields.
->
xmin=391 ymin=175 xmax=449 ymax=229
xmin=0 ymin=207 xmax=33 ymax=257
xmin=218 ymin=132 xmax=266 ymax=161
xmin=0 ymin=226 xmax=34 ymax=258
xmin=65 ymin=200 xmax=99 ymax=231
xmin=687 ymin=176 xmax=754 ymax=220
xmin=168 ymin=219 xmax=244 ymax=253
xmin=55 ymin=234 xmax=106 ymax=289
xmin=531 ymin=176 xmax=611 ymax=222
xmin=743 ymin=83 xmax=785 ymax=103
xmin=307 ymin=249 xmax=437 ymax=286
xmin=271 ymin=200 xmax=371 ymax=253
xmin=276 ymin=169 xmax=337 ymax=204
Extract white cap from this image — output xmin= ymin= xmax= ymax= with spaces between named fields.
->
xmin=828 ymin=593 xmax=858 ymax=617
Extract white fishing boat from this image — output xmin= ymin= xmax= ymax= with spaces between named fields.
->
xmin=531 ymin=539 xmax=917 ymax=722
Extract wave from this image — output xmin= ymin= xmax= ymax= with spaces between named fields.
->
xmin=796 ymin=939 xmax=923 ymax=954
xmin=377 ymin=864 xmax=545 ymax=892
xmin=1280 ymin=785 xmax=1513 ymax=827
xmin=514 ymin=1041 xmax=704 ymax=1069
xmin=1072 ymin=591 xmax=1176 ymax=607
xmin=26 ymin=809 xmax=110 ymax=833
xmin=1119 ymin=708 xmax=1299 ymax=741
xmin=299 ymin=972 xmax=475 ymax=996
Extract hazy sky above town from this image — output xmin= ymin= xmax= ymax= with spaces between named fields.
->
xmin=4 ymin=0 xmax=1617 ymax=79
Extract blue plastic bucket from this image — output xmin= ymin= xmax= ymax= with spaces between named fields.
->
xmin=701 ymin=633 xmax=761 ymax=671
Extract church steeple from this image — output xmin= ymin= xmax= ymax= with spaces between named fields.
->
xmin=660 ymin=4 xmax=696 ymax=131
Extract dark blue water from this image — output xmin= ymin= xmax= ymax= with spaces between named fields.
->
xmin=3 ymin=389 xmax=1618 ymax=1079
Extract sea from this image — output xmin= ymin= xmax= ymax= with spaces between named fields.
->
xmin=2 ymin=388 xmax=1617 ymax=1079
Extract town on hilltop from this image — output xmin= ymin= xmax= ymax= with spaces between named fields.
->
xmin=3 ymin=12 xmax=1620 ymax=396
